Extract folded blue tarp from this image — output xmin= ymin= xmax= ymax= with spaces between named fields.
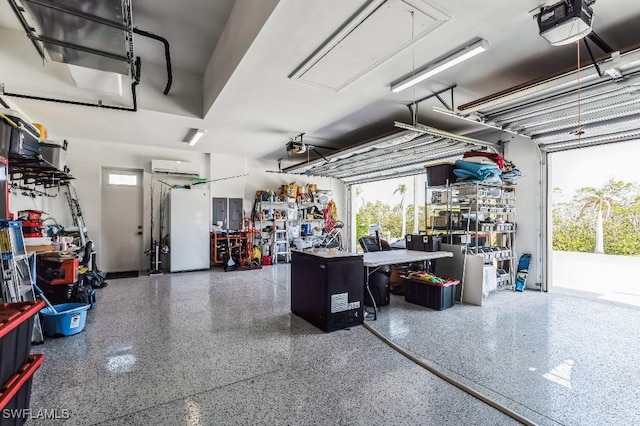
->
xmin=453 ymin=159 xmax=501 ymax=181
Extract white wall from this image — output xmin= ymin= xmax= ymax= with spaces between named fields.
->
xmin=30 ymin=139 xmax=211 ymax=270
xmin=209 ymin=154 xmax=347 ymax=231
xmin=504 ymin=135 xmax=544 ymax=290
xmin=202 ymin=0 xmax=280 ymax=115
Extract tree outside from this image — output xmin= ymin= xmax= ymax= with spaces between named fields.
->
xmin=553 ymin=179 xmax=640 ymax=255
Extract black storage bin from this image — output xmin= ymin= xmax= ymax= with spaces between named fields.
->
xmin=406 ymin=234 xmax=442 ymax=252
xmin=0 ymin=116 xmax=12 ymax=158
xmin=426 ymin=163 xmax=456 ymax=187
xmin=364 ymin=270 xmax=390 ymax=307
xmin=0 ymin=302 xmax=45 ymax=388
xmin=404 ymin=279 xmax=458 ymax=310
xmin=1 ymin=114 xmax=40 ymax=159
xmin=0 ymin=354 xmax=44 ymax=426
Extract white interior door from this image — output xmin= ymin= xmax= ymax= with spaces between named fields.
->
xmin=101 ymin=168 xmax=144 ymax=273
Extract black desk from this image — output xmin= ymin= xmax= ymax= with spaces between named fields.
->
xmin=291 ymin=249 xmax=363 ymax=332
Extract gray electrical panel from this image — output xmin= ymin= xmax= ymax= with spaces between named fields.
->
xmin=212 ymin=197 xmax=244 ymax=230
xmin=228 ymin=198 xmax=243 ymax=230
xmin=212 ymin=197 xmax=227 ymax=228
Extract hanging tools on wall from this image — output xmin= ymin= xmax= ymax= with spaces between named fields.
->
xmin=9 ymin=183 xmax=57 ymax=198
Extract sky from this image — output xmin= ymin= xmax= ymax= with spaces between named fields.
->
xmin=357 ymin=174 xmax=426 ymax=207
xmin=550 ymin=140 xmax=640 ymax=201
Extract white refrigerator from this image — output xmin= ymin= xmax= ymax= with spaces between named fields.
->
xmin=169 ymin=188 xmax=210 ymax=272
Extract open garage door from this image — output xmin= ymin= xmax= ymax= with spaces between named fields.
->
xmin=548 ymin=141 xmax=640 ymax=304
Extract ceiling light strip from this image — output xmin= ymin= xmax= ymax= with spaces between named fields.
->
xmin=390 ymin=39 xmax=489 ymax=93
xmin=394 ymin=121 xmax=500 ymax=150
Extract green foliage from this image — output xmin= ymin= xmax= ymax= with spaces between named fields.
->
xmin=553 ymin=179 xmax=640 ymax=255
xmin=355 ymin=201 xmax=425 ymax=242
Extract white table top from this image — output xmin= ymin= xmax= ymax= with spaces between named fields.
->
xmin=362 ymin=250 xmax=453 ymax=267
xmin=291 ymin=248 xmax=363 ymax=259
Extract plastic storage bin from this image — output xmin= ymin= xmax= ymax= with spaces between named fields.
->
xmin=39 ymin=303 xmax=90 ymax=337
xmin=39 ymin=142 xmax=67 ymax=171
xmin=0 ymin=354 xmax=44 ymax=426
xmin=404 ymin=278 xmax=459 ymax=310
xmin=425 ymin=163 xmax=456 ymax=187
xmin=0 ymin=112 xmax=40 ymax=159
xmin=0 ymin=301 xmax=45 ymax=388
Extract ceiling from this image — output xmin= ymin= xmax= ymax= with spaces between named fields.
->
xmin=1 ymin=0 xmax=640 ymax=172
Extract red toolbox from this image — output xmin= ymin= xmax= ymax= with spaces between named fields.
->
xmin=19 ymin=221 xmax=43 ymax=238
xmin=0 ymin=301 xmax=45 ymax=388
xmin=49 ymin=258 xmax=79 ymax=285
xmin=16 ymin=211 xmax=43 ymax=222
xmin=0 ymin=354 xmax=44 ymax=426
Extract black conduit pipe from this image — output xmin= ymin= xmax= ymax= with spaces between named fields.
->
xmin=2 ymin=57 xmax=142 ymax=112
xmin=133 ymin=28 xmax=172 ymax=95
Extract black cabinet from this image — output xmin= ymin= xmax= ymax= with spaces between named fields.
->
xmin=291 ymin=249 xmax=364 ymax=332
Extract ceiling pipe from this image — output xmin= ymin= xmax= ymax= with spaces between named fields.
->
xmin=132 ymin=28 xmax=173 ymax=95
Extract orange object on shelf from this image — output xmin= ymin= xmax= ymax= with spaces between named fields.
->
xmin=50 ymin=258 xmax=79 ymax=285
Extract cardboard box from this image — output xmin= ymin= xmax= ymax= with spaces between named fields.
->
xmin=26 ymin=244 xmax=55 ymax=253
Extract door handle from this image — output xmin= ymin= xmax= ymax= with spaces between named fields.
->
xmin=136 ymin=231 xmax=143 ymax=235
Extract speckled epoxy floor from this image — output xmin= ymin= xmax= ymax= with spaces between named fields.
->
xmin=27 ymin=265 xmax=639 ymax=425
xmin=28 ymin=265 xmax=517 ymax=425
xmin=369 ymin=288 xmax=640 ymax=426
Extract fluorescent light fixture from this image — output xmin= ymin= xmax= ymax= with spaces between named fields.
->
xmin=391 ymin=39 xmax=489 ymax=93
xmin=393 ymin=121 xmax=499 ymax=151
xmin=187 ymin=128 xmax=206 ymax=146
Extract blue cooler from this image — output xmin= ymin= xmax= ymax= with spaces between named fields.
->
xmin=39 ymin=303 xmax=90 ymax=337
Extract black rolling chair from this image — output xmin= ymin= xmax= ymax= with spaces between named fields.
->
xmin=359 ymin=235 xmax=391 ymax=307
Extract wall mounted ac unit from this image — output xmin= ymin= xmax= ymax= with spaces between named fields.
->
xmin=151 ymin=160 xmax=200 ymax=176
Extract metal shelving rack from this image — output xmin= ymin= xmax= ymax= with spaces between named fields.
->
xmin=0 ymin=221 xmax=44 ymax=342
xmin=426 ymin=181 xmax=516 ymax=291
xmin=254 ymin=200 xmax=296 ymax=263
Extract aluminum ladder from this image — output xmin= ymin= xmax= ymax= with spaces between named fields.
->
xmin=64 ymin=183 xmax=88 ymax=247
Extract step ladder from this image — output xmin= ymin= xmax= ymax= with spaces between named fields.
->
xmin=0 ymin=221 xmax=44 ymax=343
xmin=272 ymin=220 xmax=290 ymax=264
xmin=64 ymin=183 xmax=88 ymax=247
